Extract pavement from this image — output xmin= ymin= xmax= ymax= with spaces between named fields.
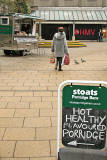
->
xmin=0 ymin=41 xmax=107 ymax=160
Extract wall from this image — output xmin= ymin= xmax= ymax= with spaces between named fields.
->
xmin=64 ymin=0 xmax=79 ymax=7
xmin=102 ymin=0 xmax=107 ymax=6
xmin=80 ymin=0 xmax=102 ymax=7
xmin=32 ymin=0 xmax=107 ymax=7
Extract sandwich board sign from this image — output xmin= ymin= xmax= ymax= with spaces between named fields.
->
xmin=57 ymin=80 xmax=107 ymax=157
xmin=62 ymin=85 xmax=107 ymax=149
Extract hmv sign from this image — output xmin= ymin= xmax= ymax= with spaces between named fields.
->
xmin=75 ymin=24 xmax=99 ymax=40
xmin=75 ymin=29 xmax=95 ymax=36
xmin=62 ymin=85 xmax=107 ymax=149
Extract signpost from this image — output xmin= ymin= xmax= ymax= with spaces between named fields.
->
xmin=57 ymin=80 xmax=107 ymax=160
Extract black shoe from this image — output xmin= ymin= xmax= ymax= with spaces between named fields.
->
xmin=55 ymin=64 xmax=58 ymax=70
xmin=55 ymin=67 xmax=57 ymax=70
xmin=58 ymin=69 xmax=63 ymax=71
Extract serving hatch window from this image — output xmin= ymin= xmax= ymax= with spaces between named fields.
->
xmin=1 ymin=17 xmax=9 ymax=25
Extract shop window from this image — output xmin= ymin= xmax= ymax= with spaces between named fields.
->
xmin=21 ymin=24 xmax=32 ymax=34
xmin=1 ymin=17 xmax=9 ymax=25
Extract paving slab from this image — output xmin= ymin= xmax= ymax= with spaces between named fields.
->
xmin=0 ymin=42 xmax=107 ymax=159
xmin=0 ymin=109 xmax=15 ymax=117
xmin=0 ymin=141 xmax=16 ymax=157
xmin=14 ymin=109 xmax=39 ymax=117
xmin=7 ymin=102 xmax=30 ymax=109
xmin=30 ymin=102 xmax=52 ymax=109
xmin=14 ymin=141 xmax=50 ymax=157
xmin=36 ymin=127 xmax=57 ymax=140
xmin=0 ymin=128 xmax=5 ymax=140
xmin=0 ymin=118 xmax=24 ymax=127
xmin=40 ymin=109 xmax=57 ymax=117
xmin=24 ymin=117 xmax=51 ymax=127
xmin=30 ymin=158 xmax=57 ymax=160
xmin=3 ymin=128 xmax=35 ymax=140
xmin=0 ymin=158 xmax=29 ymax=160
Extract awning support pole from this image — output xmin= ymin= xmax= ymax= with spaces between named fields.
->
xmin=39 ymin=22 xmax=42 ymax=39
xmin=72 ymin=21 xmax=75 ymax=41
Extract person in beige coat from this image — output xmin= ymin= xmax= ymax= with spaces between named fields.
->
xmin=51 ymin=27 xmax=68 ymax=71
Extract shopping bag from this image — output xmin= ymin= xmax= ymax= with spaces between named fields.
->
xmin=64 ymin=53 xmax=70 ymax=65
xmin=50 ymin=56 xmax=55 ymax=63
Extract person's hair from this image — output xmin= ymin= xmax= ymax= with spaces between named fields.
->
xmin=58 ymin=26 xmax=64 ymax=32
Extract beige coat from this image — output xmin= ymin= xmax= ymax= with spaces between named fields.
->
xmin=51 ymin=32 xmax=68 ymax=57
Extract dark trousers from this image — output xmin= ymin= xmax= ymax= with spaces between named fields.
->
xmin=57 ymin=57 xmax=62 ymax=70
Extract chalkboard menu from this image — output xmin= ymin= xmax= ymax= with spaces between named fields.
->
xmin=62 ymin=85 xmax=107 ymax=149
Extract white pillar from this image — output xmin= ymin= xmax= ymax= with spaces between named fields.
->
xmin=72 ymin=22 xmax=75 ymax=41
xmin=39 ymin=22 xmax=42 ymax=39
xmin=32 ymin=21 xmax=36 ymax=36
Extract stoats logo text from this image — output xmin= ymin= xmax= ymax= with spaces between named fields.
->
xmin=72 ymin=89 xmax=98 ymax=101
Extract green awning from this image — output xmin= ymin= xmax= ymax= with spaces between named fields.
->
xmin=14 ymin=13 xmax=42 ymax=20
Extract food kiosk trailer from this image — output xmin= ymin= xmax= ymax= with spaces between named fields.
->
xmin=0 ymin=13 xmax=41 ymax=56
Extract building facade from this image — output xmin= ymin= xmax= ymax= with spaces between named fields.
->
xmin=31 ymin=0 xmax=107 ymax=40
xmin=32 ymin=0 xmax=107 ymax=7
xmin=32 ymin=7 xmax=107 ymax=40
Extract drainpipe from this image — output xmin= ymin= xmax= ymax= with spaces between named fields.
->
xmin=72 ymin=21 xmax=75 ymax=41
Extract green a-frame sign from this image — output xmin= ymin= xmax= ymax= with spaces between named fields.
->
xmin=57 ymin=80 xmax=107 ymax=160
